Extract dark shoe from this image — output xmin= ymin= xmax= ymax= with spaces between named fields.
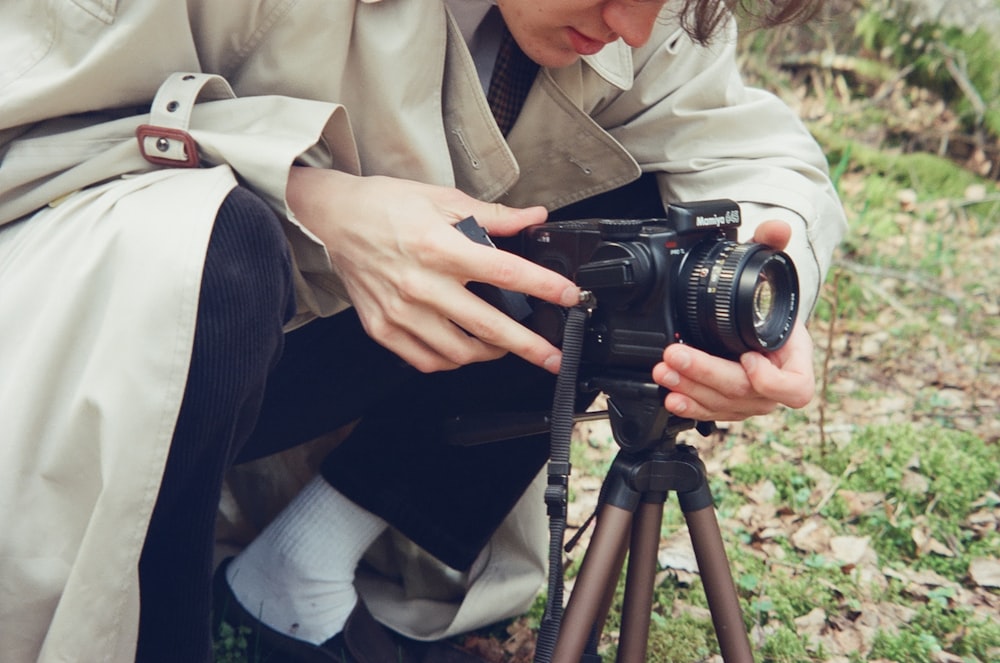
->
xmin=212 ymin=558 xmax=418 ymax=663
xmin=416 ymin=641 xmax=495 ymax=663
xmin=212 ymin=559 xmax=493 ymax=663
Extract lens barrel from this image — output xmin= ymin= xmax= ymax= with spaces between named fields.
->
xmin=678 ymin=240 xmax=798 ymax=358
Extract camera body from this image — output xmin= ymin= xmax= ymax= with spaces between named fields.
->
xmin=510 ymin=199 xmax=799 ymax=373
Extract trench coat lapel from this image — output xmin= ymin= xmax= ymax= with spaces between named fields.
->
xmin=441 ymin=14 xmax=641 ymax=210
xmin=501 ymin=66 xmax=642 ymax=211
xmin=442 ymin=9 xmax=521 ymax=201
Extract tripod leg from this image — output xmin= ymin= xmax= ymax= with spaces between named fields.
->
xmin=617 ymin=499 xmax=664 ymax=663
xmin=594 ymin=529 xmax=630 ymax=647
xmin=685 ymin=505 xmax=754 ymax=663
xmin=553 ymin=504 xmax=632 ymax=663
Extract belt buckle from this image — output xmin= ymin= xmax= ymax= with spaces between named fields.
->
xmin=135 ymin=124 xmax=200 ymax=168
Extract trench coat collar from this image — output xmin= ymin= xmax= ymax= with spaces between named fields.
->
xmin=580 ymin=42 xmax=634 ymax=90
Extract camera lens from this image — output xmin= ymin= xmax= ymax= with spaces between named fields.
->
xmin=753 ymin=275 xmax=776 ymax=328
xmin=678 ymin=240 xmax=798 ymax=359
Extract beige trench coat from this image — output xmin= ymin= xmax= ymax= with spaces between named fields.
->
xmin=0 ymin=1 xmax=846 ymax=661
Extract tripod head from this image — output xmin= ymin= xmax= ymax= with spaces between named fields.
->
xmin=582 ymin=370 xmax=716 ymax=453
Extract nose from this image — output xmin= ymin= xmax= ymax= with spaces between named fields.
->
xmin=601 ymin=1 xmax=662 ymax=48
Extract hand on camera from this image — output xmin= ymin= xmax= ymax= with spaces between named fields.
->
xmin=651 ymin=220 xmax=816 ymax=421
xmin=286 ymin=167 xmax=580 ymax=374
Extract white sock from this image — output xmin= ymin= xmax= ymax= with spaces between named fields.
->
xmin=225 ymin=476 xmax=387 ymax=644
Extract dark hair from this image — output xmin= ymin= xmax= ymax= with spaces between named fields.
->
xmin=680 ymin=0 xmax=823 ymax=44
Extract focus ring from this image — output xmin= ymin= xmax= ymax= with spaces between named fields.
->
xmin=709 ymin=243 xmax=744 ymax=349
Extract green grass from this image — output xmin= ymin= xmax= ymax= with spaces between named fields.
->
xmin=869 ymin=601 xmax=1000 ymax=663
xmin=813 ymin=425 xmax=1000 ymax=578
xmin=641 ymin=421 xmax=1000 ymax=662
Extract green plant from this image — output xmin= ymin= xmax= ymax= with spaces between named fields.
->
xmin=758 ymin=624 xmax=818 ymax=662
xmin=855 ymin=3 xmax=1000 ymax=137
xmin=643 ymin=611 xmax=717 ymax=663
xmin=213 ymin=621 xmax=252 ymax=663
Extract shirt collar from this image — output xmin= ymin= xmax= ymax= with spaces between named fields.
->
xmin=443 ymin=0 xmax=496 ymax=43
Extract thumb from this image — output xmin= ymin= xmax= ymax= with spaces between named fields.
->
xmin=472 ymin=203 xmax=549 ymax=237
xmin=751 ymin=219 xmax=792 ymax=251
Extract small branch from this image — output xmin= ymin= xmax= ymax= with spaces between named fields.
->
xmin=852 ymin=273 xmax=918 ymax=318
xmin=812 ymin=456 xmax=861 ymax=516
xmin=870 ymin=63 xmax=916 ymax=106
xmin=953 ymin=194 xmax=1000 ymax=209
xmin=817 ymin=269 xmax=842 ymax=455
xmin=839 ymin=259 xmax=964 ymax=306
xmin=940 ymin=48 xmax=987 ymax=126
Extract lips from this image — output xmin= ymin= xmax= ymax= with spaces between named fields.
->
xmin=567 ymin=27 xmax=608 ymax=56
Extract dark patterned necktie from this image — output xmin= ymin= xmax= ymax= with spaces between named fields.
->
xmin=486 ymin=24 xmax=540 ymax=136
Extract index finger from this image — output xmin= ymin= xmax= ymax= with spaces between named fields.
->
xmin=436 ymin=280 xmax=567 ymax=373
xmin=459 ymin=240 xmax=581 ymax=309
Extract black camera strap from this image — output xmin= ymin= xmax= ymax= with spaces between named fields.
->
xmin=534 ymin=298 xmax=592 ymax=663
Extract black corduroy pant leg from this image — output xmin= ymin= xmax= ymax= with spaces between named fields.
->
xmin=135 ymin=186 xmax=295 ymax=663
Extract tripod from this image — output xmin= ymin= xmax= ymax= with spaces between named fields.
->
xmin=444 ymin=371 xmax=755 ymax=662
xmin=548 ymin=379 xmax=754 ymax=663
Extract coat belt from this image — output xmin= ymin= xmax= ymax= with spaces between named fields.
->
xmin=136 ymin=72 xmax=236 ymax=168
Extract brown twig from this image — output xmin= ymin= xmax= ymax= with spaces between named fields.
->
xmin=940 ymin=47 xmax=987 ymax=126
xmin=817 ymin=269 xmax=841 ymax=455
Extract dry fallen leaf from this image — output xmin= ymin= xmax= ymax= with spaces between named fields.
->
xmin=829 ymin=535 xmax=872 ymax=567
xmin=900 ymin=469 xmax=930 ymax=495
xmin=969 ymin=557 xmax=1000 ymax=588
xmin=838 ymin=490 xmax=885 ymax=517
xmin=792 ymin=606 xmax=827 ymax=651
xmin=657 ymin=527 xmax=699 ymax=573
xmin=791 ymin=516 xmax=834 ymax=553
xmin=746 ymin=479 xmax=778 ymax=504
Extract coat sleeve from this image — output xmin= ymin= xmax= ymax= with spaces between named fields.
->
xmin=592 ymin=19 xmax=847 ymax=317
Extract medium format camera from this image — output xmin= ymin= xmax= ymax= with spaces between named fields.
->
xmin=509 ymin=199 xmax=800 ymax=373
